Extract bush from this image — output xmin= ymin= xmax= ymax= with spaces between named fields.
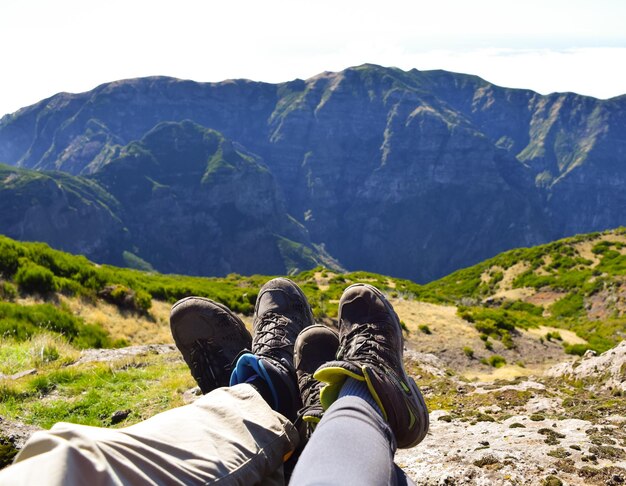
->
xmin=488 ymin=355 xmax=506 ymax=368
xmin=400 ymin=320 xmax=410 ymax=334
xmin=463 ymin=346 xmax=474 ymax=358
xmin=502 ymin=300 xmax=544 ymax=316
xmin=550 ymin=293 xmax=584 ymax=318
xmin=418 ymin=324 xmax=432 ymax=334
xmin=0 ymin=281 xmax=18 ymax=301
xmin=0 ymin=241 xmax=19 ymax=277
xmin=0 ymin=302 xmax=112 ymax=348
xmin=15 ymin=263 xmax=56 ymax=294
xmin=545 ymin=331 xmax=562 ymax=342
xmin=135 ymin=290 xmax=152 ymax=312
xmin=98 ymin=285 xmax=151 ymax=313
xmin=501 ymin=331 xmax=515 ymax=349
xmin=563 ymin=343 xmax=592 ymax=356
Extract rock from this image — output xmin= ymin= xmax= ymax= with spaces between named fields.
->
xmin=183 ymin=387 xmax=203 ymax=404
xmin=8 ymin=369 xmax=36 ymax=380
xmin=583 ymin=349 xmax=598 ymax=359
xmin=404 ymin=350 xmax=449 ymax=377
xmin=110 ymin=410 xmax=131 ymax=425
xmin=395 ymin=414 xmax=604 ymax=485
xmin=546 ymin=341 xmax=626 ymax=391
xmin=72 ymin=344 xmax=177 ymax=366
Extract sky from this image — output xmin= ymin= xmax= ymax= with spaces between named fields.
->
xmin=1 ymin=0 xmax=626 ymax=117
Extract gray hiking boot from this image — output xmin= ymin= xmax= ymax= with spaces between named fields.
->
xmin=315 ymin=284 xmax=429 ymax=448
xmin=294 ymin=324 xmax=340 ymax=431
xmin=170 ymin=296 xmax=252 ymax=394
xmin=230 ymin=278 xmax=314 ymax=421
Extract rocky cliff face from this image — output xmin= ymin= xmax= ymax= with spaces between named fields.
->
xmin=0 ymin=164 xmax=127 ymax=263
xmin=0 ymin=65 xmax=624 ymax=281
xmin=0 ymin=122 xmax=333 ymax=276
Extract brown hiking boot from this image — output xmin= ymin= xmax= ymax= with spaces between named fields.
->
xmin=170 ymin=296 xmax=252 ymax=394
xmin=294 ymin=324 xmax=340 ymax=432
xmin=315 ymin=284 xmax=429 ymax=448
xmin=230 ymin=278 xmax=314 ymax=421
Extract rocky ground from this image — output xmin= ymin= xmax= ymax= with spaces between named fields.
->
xmin=397 ymin=343 xmax=626 ymax=485
xmin=2 ymin=343 xmax=625 ymax=484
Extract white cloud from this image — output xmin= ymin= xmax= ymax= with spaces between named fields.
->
xmin=1 ymin=0 xmax=626 ymax=116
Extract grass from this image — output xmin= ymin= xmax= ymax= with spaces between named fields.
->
xmin=0 ymin=228 xmax=625 ymax=433
xmin=0 ymin=338 xmax=193 ymax=429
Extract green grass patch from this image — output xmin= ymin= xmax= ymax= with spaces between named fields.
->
xmin=0 ymin=350 xmax=193 ymax=429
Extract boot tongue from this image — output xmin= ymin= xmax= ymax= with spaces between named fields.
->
xmin=341 ymin=292 xmax=388 ymax=324
xmin=257 ymin=290 xmax=290 ymax=314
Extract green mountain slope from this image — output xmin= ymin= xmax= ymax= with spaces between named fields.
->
xmin=424 ymin=227 xmax=626 ymax=352
xmin=1 ymin=230 xmax=625 ymax=468
xmin=2 ymin=228 xmax=625 ymax=355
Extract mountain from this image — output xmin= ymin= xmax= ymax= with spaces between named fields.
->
xmin=1 ymin=64 xmax=625 ymax=281
xmin=0 ymin=121 xmax=336 ymax=276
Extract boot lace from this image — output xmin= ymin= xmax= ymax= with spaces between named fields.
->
xmin=189 ymin=339 xmax=229 ymax=392
xmin=297 ymin=371 xmax=323 ymax=411
xmin=340 ymin=322 xmax=396 ymax=368
xmin=253 ymin=312 xmax=298 ymax=362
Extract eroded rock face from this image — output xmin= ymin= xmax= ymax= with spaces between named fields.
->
xmin=547 ymin=341 xmax=626 ymax=392
xmin=0 ymin=122 xmax=333 ymax=276
xmin=1 ymin=65 xmax=625 ymax=281
xmin=0 ymin=166 xmax=127 ymax=263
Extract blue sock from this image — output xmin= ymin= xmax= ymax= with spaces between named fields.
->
xmin=338 ymin=377 xmax=383 ymax=416
xmin=230 ymin=353 xmax=278 ymax=408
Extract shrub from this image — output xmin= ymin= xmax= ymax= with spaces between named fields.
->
xmin=545 ymin=331 xmax=562 ymax=342
xmin=488 ymin=355 xmax=506 ymax=368
xmin=418 ymin=324 xmax=432 ymax=334
xmin=98 ymin=285 xmax=151 ymax=313
xmin=135 ymin=290 xmax=152 ymax=312
xmin=502 ymin=300 xmax=544 ymax=316
xmin=15 ymin=263 xmax=56 ymax=294
xmin=564 ymin=343 xmax=592 ymax=356
xmin=0 ymin=242 xmax=19 ymax=277
xmin=0 ymin=302 xmax=112 ymax=348
xmin=550 ymin=293 xmax=584 ymax=318
xmin=463 ymin=346 xmax=474 ymax=358
xmin=0 ymin=436 xmax=18 ymax=468
xmin=0 ymin=281 xmax=18 ymax=301
xmin=501 ymin=331 xmax=515 ymax=349
xmin=400 ymin=320 xmax=410 ymax=334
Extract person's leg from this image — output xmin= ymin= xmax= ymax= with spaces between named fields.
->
xmin=291 ymin=284 xmax=428 ymax=485
xmin=1 ymin=384 xmax=298 ymax=486
xmin=291 ymin=395 xmax=398 ymax=485
xmin=1 ymin=283 xmax=311 ymax=486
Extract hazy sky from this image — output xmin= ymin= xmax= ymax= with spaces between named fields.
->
xmin=2 ymin=0 xmax=625 ymax=117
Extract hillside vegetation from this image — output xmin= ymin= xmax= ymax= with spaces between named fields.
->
xmin=1 ymin=229 xmax=626 ymax=470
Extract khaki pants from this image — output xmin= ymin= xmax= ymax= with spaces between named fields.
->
xmin=0 ymin=384 xmax=299 ymax=486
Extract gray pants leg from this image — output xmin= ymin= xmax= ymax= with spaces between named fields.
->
xmin=0 ymin=384 xmax=298 ymax=486
xmin=289 ymin=396 xmax=415 ymax=486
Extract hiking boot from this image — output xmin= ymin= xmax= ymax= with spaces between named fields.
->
xmin=230 ymin=278 xmax=314 ymax=421
xmin=294 ymin=324 xmax=340 ymax=431
xmin=315 ymin=284 xmax=429 ymax=448
xmin=170 ymin=296 xmax=252 ymax=394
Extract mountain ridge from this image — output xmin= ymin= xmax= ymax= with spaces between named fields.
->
xmin=1 ymin=64 xmax=625 ymax=281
